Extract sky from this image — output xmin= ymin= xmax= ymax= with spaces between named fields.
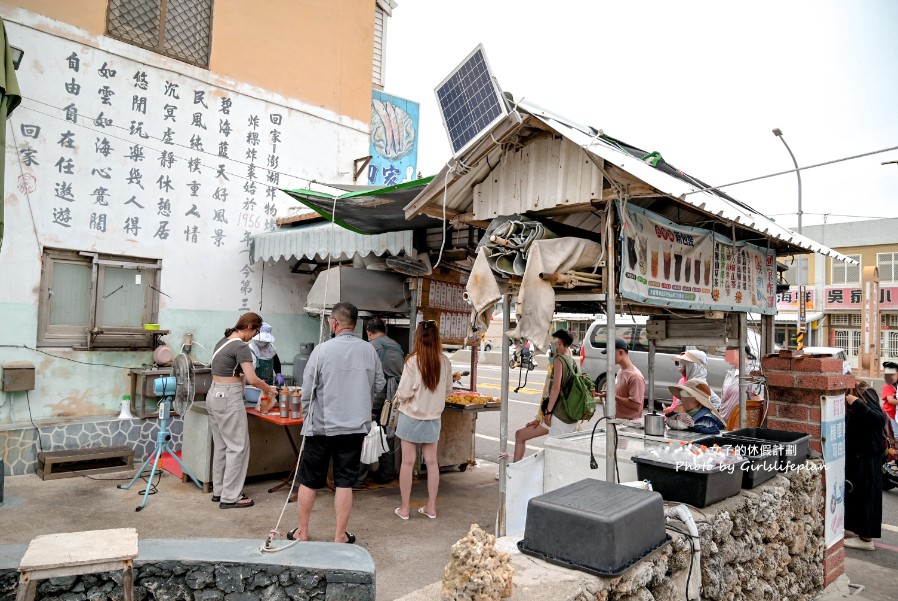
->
xmin=384 ymin=0 xmax=898 ymax=231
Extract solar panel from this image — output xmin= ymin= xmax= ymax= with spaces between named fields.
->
xmin=435 ymin=44 xmax=508 ymax=157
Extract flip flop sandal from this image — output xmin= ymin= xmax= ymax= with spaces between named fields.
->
xmin=219 ymin=494 xmax=254 ymax=509
xmin=394 ymin=507 xmax=409 ymax=520
xmin=287 ymin=528 xmax=302 ymax=541
xmin=212 ymin=490 xmax=245 ymax=503
xmin=417 ymin=507 xmax=437 ymax=519
xmin=343 ymin=531 xmax=356 ymax=544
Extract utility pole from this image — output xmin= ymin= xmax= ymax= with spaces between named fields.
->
xmin=773 ymin=128 xmax=804 ymax=348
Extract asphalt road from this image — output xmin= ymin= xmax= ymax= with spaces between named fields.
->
xmin=456 ymin=361 xmax=898 ymax=600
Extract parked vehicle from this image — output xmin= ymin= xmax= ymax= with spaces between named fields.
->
xmin=580 ymin=315 xmax=762 ymax=407
xmin=799 ymin=346 xmax=850 ymax=375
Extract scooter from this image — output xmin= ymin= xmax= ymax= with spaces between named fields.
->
xmin=884 ymin=460 xmax=898 ymax=491
xmin=509 ymin=346 xmax=535 ymax=371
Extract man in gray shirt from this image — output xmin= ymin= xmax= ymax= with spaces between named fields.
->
xmin=357 ymin=317 xmax=405 ymax=486
xmin=289 ymin=302 xmax=385 ymax=544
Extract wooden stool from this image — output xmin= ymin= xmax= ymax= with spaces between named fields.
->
xmin=16 ymin=528 xmax=138 ymax=601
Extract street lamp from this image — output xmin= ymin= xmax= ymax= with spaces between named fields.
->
xmin=773 ymin=128 xmax=804 ymax=344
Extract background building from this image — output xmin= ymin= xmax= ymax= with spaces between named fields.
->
xmin=0 ymin=0 xmax=396 ymax=473
xmin=777 ymin=217 xmax=898 ymax=368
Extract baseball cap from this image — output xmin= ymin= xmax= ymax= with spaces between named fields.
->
xmin=601 ymin=338 xmax=629 ymax=354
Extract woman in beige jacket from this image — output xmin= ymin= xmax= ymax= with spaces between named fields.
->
xmin=393 ymin=320 xmax=452 ymax=520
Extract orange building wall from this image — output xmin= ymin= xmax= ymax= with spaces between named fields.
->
xmin=0 ymin=0 xmax=375 ymax=123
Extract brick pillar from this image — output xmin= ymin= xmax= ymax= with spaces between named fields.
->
xmin=760 ymin=354 xmax=853 ymax=587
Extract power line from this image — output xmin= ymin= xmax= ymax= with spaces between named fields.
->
xmin=768 ymin=212 xmax=893 ymax=220
xmin=683 ymin=144 xmax=898 ymax=196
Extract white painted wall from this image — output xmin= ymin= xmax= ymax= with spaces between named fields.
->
xmin=0 ymin=13 xmax=369 ymax=422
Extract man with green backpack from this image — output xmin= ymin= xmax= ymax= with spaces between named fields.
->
xmin=542 ymin=329 xmax=597 ymax=431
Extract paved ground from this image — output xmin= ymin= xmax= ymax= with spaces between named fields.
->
xmin=2 ymin=362 xmax=896 ymax=600
xmin=0 ymin=457 xmax=500 ymax=601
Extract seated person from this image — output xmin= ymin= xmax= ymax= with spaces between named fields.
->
xmin=665 ymin=379 xmax=726 ymax=435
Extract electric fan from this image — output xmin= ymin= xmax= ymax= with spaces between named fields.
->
xmin=171 ymin=353 xmax=195 ymax=416
xmin=118 ymin=353 xmax=202 ymax=511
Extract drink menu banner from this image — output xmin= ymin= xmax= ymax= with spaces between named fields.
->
xmin=617 ymin=202 xmax=777 ymax=314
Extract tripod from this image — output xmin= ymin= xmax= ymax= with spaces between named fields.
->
xmin=118 ymin=376 xmax=201 ymax=511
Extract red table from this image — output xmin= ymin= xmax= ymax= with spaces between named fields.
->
xmin=245 ymin=408 xmax=303 ymax=495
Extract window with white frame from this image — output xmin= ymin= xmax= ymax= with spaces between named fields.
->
xmin=38 ymin=249 xmax=161 ymax=349
xmin=831 ymin=254 xmax=861 ymax=285
xmin=850 ymin=314 xmax=862 ymax=326
xmin=830 ymin=314 xmax=850 ymax=326
xmin=890 ymin=314 xmax=898 ymax=327
xmin=878 ymin=252 xmax=898 ymax=282
xmin=886 ymin=331 xmax=898 ymax=359
xmin=851 ymin=330 xmax=862 ymax=356
xmin=373 ymin=1 xmax=395 ymax=88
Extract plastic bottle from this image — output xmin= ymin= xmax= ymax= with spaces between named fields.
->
xmin=290 ymin=389 xmax=302 ymax=419
xmin=258 ymin=391 xmax=271 ymax=413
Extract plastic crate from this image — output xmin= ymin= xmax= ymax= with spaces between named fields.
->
xmin=633 ymin=456 xmax=748 ymax=507
xmin=518 ymin=479 xmax=670 ymax=577
xmin=726 ymin=427 xmax=810 ymax=471
xmin=695 ymin=436 xmax=779 ymax=489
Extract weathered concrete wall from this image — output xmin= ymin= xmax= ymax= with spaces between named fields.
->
xmin=1 ymin=415 xmax=183 ymax=476
xmin=0 ymin=540 xmax=374 ymax=601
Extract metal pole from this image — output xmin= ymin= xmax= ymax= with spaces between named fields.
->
xmin=648 ymin=340 xmax=656 ymax=413
xmin=605 ymin=212 xmax=617 ymax=484
xmin=738 ymin=313 xmax=747 ymax=429
xmin=773 ymin=128 xmax=803 ymax=341
xmin=497 ymin=294 xmax=511 ymax=537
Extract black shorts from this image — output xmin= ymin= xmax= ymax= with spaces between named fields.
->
xmin=298 ymin=434 xmax=366 ymax=489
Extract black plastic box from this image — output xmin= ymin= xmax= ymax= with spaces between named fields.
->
xmin=633 ymin=456 xmax=748 ymax=507
xmin=518 ymin=479 xmax=670 ymax=577
xmin=695 ymin=436 xmax=779 ymax=488
xmin=727 ymin=427 xmax=810 ymax=471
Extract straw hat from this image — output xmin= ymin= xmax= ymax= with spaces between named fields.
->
xmin=668 ymin=379 xmax=723 ymax=421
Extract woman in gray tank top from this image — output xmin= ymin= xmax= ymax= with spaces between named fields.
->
xmin=208 ymin=312 xmax=278 ymax=509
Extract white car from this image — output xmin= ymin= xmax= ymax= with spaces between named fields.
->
xmin=579 ymin=315 xmax=763 ymax=407
xmin=798 ymin=346 xmax=850 ymax=375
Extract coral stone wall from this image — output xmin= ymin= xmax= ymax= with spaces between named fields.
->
xmin=566 ymin=462 xmax=825 ymax=601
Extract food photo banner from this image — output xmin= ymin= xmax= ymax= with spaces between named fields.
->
xmin=617 ymin=202 xmax=777 ymax=314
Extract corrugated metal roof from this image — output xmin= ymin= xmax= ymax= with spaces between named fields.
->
xmin=534 ymin=112 xmax=857 ymax=265
xmin=251 ymin=222 xmax=414 ymax=263
xmin=405 ymin=101 xmax=857 ymax=265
